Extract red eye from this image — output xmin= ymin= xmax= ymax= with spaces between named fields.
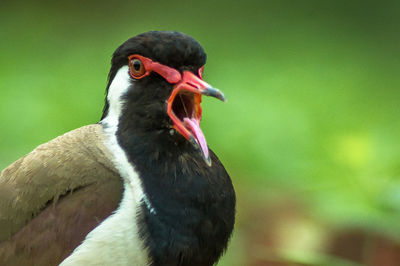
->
xmin=198 ymin=66 xmax=204 ymax=79
xmin=129 ymin=58 xmax=146 ymax=78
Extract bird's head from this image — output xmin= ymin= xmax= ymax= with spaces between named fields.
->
xmin=101 ymin=31 xmax=225 ymax=166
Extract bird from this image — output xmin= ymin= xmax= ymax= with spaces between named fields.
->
xmin=0 ymin=31 xmax=236 ymax=266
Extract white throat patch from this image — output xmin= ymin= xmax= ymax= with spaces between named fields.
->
xmin=101 ymin=66 xmax=130 ymax=129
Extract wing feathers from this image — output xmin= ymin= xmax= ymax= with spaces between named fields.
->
xmin=0 ymin=124 xmax=124 ymax=264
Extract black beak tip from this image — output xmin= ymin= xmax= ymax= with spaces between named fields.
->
xmin=215 ymin=90 xmax=226 ymax=102
xmin=203 ymin=87 xmax=227 ymax=102
xmin=219 ymin=92 xmax=227 ymax=102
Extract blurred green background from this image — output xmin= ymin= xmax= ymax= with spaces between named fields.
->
xmin=2 ymin=0 xmax=400 ymax=265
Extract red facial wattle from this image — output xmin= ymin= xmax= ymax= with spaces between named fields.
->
xmin=128 ymin=54 xmax=226 ymax=166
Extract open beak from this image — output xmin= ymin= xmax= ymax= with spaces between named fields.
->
xmin=167 ymin=71 xmax=226 ymax=166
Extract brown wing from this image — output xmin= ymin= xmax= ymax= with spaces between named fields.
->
xmin=0 ymin=124 xmax=124 ymax=266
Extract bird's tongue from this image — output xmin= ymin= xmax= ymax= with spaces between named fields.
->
xmin=183 ymin=117 xmax=209 ymax=160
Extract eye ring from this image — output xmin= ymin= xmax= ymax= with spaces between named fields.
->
xmin=198 ymin=66 xmax=205 ymax=79
xmin=129 ymin=58 xmax=146 ymax=78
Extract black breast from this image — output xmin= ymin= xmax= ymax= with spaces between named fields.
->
xmin=119 ymin=132 xmax=236 ymax=266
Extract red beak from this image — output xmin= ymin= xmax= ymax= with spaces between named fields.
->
xmin=167 ymin=71 xmax=226 ymax=166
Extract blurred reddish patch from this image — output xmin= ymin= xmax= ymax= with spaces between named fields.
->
xmin=236 ymin=187 xmax=400 ymax=266
xmin=329 ymin=229 xmax=400 ymax=266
